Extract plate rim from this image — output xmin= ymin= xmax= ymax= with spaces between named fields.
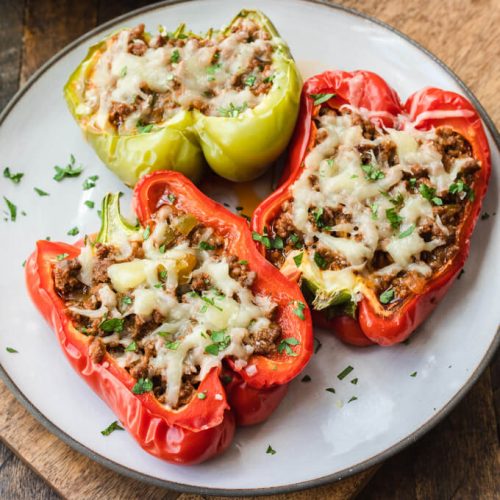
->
xmin=0 ymin=0 xmax=498 ymax=496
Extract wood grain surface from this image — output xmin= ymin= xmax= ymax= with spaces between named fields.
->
xmin=0 ymin=0 xmax=499 ymax=499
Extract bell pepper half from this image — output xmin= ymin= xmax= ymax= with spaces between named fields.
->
xmin=252 ymin=70 xmax=491 ymax=347
xmin=26 ymin=170 xmax=312 ymax=464
xmin=64 ymin=10 xmax=301 ymax=185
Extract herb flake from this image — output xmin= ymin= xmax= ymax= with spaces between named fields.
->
xmin=101 ymin=421 xmax=124 ymax=436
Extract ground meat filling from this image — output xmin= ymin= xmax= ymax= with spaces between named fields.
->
xmin=265 ymin=108 xmax=481 ymax=310
xmin=53 ymin=203 xmax=282 ymax=409
xmin=83 ymin=16 xmax=277 ymax=133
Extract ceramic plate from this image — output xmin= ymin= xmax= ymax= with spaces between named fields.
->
xmin=0 ymin=0 xmax=498 ymax=495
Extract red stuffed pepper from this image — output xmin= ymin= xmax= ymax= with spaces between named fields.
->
xmin=252 ymin=70 xmax=490 ymax=346
xmin=26 ymin=171 xmax=312 ymax=464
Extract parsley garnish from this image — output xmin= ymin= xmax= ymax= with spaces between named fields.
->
xmin=301 ymin=375 xmax=311 ymax=383
xmin=125 ymin=341 xmax=137 ymax=352
xmin=200 ymin=296 xmax=223 ymax=312
xmin=310 ymin=93 xmax=335 ymax=105
xmin=218 ymin=102 xmax=248 ymax=118
xmin=167 ymin=193 xmax=176 ymax=203
xmin=449 ymin=179 xmax=475 ymax=200
xmin=143 ymin=225 xmax=151 ymax=240
xmin=386 ymin=208 xmax=403 ymax=229
xmin=244 ymin=74 xmax=256 ymax=87
xmin=337 ymin=365 xmax=354 ymax=380
xmin=99 ymin=318 xmax=124 ymax=333
xmin=263 ymin=74 xmax=274 ymax=84
xmin=121 ymin=296 xmax=132 ymax=306
xmin=132 ymin=378 xmax=153 ymax=394
xmin=34 ymin=187 xmax=49 ymax=196
xmin=293 ymin=252 xmax=303 ymax=267
xmin=292 ymin=301 xmax=306 ymax=320
xmin=53 ymin=154 xmax=82 ymax=181
xmin=379 ymin=288 xmax=395 ymax=304
xmin=325 ymin=387 xmax=336 ymax=394
xmin=277 ymin=336 xmax=299 ymax=356
xmin=171 ymin=48 xmax=180 ymax=63
xmin=67 ymin=226 xmax=79 ymax=236
xmin=197 ymin=392 xmax=207 ymax=400
xmin=6 ymin=347 xmax=18 ymax=353
xmin=83 ymin=175 xmax=98 ymax=190
xmin=119 ymin=66 xmax=127 ymax=78
xmin=205 ymin=330 xmax=231 ymax=355
xmin=370 ymin=203 xmax=378 ymax=220
xmin=313 ymin=251 xmax=327 ymax=270
xmin=3 ymin=167 xmax=24 ymax=184
xmin=56 ymin=253 xmax=69 ymax=261
xmin=3 ymin=197 xmax=17 ymax=221
xmin=166 ymin=341 xmax=180 ymax=350
xmin=266 ymin=445 xmax=276 ymax=455
xmin=410 ymin=371 xmax=417 ymax=377
xmin=419 ymin=183 xmax=443 ymax=205
xmin=348 ymin=396 xmax=358 ymax=403
xmin=84 ymin=200 xmax=94 ymax=208
xmin=351 ymin=378 xmax=358 ymax=385
xmin=238 ymin=259 xmax=248 ymax=265
xmin=398 ymin=224 xmax=415 ymax=239
xmin=159 ymin=244 xmax=166 ymax=253
xmin=137 ymin=122 xmax=153 ymax=134
xmin=252 ymin=231 xmax=271 ymax=249
xmin=199 ymin=241 xmax=215 ymax=251
xmin=207 ymin=63 xmax=221 ymax=78
xmin=101 ymin=421 xmax=124 ymax=436
xmin=361 ymin=164 xmax=385 ymax=181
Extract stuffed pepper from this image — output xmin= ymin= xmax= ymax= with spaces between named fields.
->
xmin=25 ymin=171 xmax=312 ymax=464
xmin=252 ymin=70 xmax=490 ymax=346
xmin=64 ymin=10 xmax=301 ymax=185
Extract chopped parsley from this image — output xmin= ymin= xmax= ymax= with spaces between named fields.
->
xmin=99 ymin=318 xmax=124 ymax=333
xmin=56 ymin=253 xmax=69 ymax=261
xmin=410 ymin=371 xmax=417 ymax=377
xmin=348 ymin=396 xmax=358 ymax=403
xmin=200 ymin=296 xmax=223 ymax=312
xmin=301 ymin=375 xmax=312 ymax=383
xmin=244 ymin=74 xmax=256 ymax=87
xmin=171 ymin=48 xmax=180 ymax=63
xmin=398 ymin=224 xmax=415 ymax=239
xmin=379 ymin=288 xmax=395 ymax=304
xmin=449 ymin=179 xmax=475 ymax=200
xmin=34 ymin=187 xmax=49 ymax=196
xmin=6 ymin=347 xmax=18 ymax=353
xmin=351 ymin=378 xmax=358 ymax=385
xmin=361 ymin=163 xmax=385 ymax=181
xmin=310 ymin=93 xmax=335 ymax=106
xmin=121 ymin=296 xmax=132 ymax=306
xmin=143 ymin=225 xmax=151 ymax=240
xmin=84 ymin=200 xmax=95 ymax=208
xmin=53 ymin=154 xmax=83 ymax=181
xmin=277 ymin=336 xmax=299 ymax=356
xmin=252 ymin=230 xmax=271 ymax=249
xmin=293 ymin=252 xmax=303 ymax=267
xmin=119 ymin=66 xmax=127 ymax=78
xmin=419 ymin=183 xmax=443 ymax=205
xmin=3 ymin=197 xmax=17 ymax=221
xmin=370 ymin=203 xmax=378 ymax=220
xmin=159 ymin=244 xmax=166 ymax=253
xmin=325 ymin=387 xmax=336 ymax=394
xmin=137 ymin=122 xmax=153 ymax=134
xmin=313 ymin=251 xmax=327 ymax=270
xmin=218 ymin=102 xmax=248 ymax=118
xmin=101 ymin=421 xmax=124 ymax=436
xmin=3 ymin=167 xmax=24 ymax=184
xmin=238 ymin=259 xmax=248 ymax=265
xmin=205 ymin=330 xmax=231 ymax=356
xmin=83 ymin=175 xmax=98 ymax=190
xmin=167 ymin=193 xmax=176 ymax=203
xmin=337 ymin=365 xmax=354 ymax=380
xmin=481 ymin=212 xmax=490 ymax=220
xmin=292 ymin=301 xmax=306 ymax=320
xmin=409 ymin=177 xmax=417 ymax=188
xmin=166 ymin=341 xmax=180 ymax=350
xmin=263 ymin=74 xmax=275 ymax=84
xmin=199 ymin=241 xmax=215 ymax=251
xmin=132 ymin=378 xmax=153 ymax=394
xmin=197 ymin=392 xmax=207 ymax=400
xmin=67 ymin=226 xmax=79 ymax=236
xmin=266 ymin=445 xmax=276 ymax=455
xmin=386 ymin=208 xmax=403 ymax=229
xmin=125 ymin=341 xmax=137 ymax=352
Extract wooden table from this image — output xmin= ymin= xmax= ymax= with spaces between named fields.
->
xmin=1 ymin=1 xmax=499 ymax=498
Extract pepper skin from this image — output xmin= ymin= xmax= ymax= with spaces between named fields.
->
xmin=26 ymin=171 xmax=312 ymax=464
xmin=64 ymin=10 xmax=301 ymax=186
xmin=252 ymin=70 xmax=491 ymax=347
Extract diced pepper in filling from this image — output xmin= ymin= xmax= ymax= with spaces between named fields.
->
xmin=53 ymin=204 xmax=282 ymax=409
xmin=80 ymin=17 xmax=276 ymax=133
xmin=266 ymin=107 xmax=480 ymax=313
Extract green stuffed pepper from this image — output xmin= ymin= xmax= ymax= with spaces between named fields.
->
xmin=64 ymin=10 xmax=301 ymax=185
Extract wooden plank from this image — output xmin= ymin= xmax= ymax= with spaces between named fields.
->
xmin=0 ymin=0 xmax=25 ymax=109
xmin=97 ymin=0 xmax=157 ymax=25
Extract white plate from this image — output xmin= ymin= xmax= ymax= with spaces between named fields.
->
xmin=0 ymin=0 xmax=498 ymax=495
